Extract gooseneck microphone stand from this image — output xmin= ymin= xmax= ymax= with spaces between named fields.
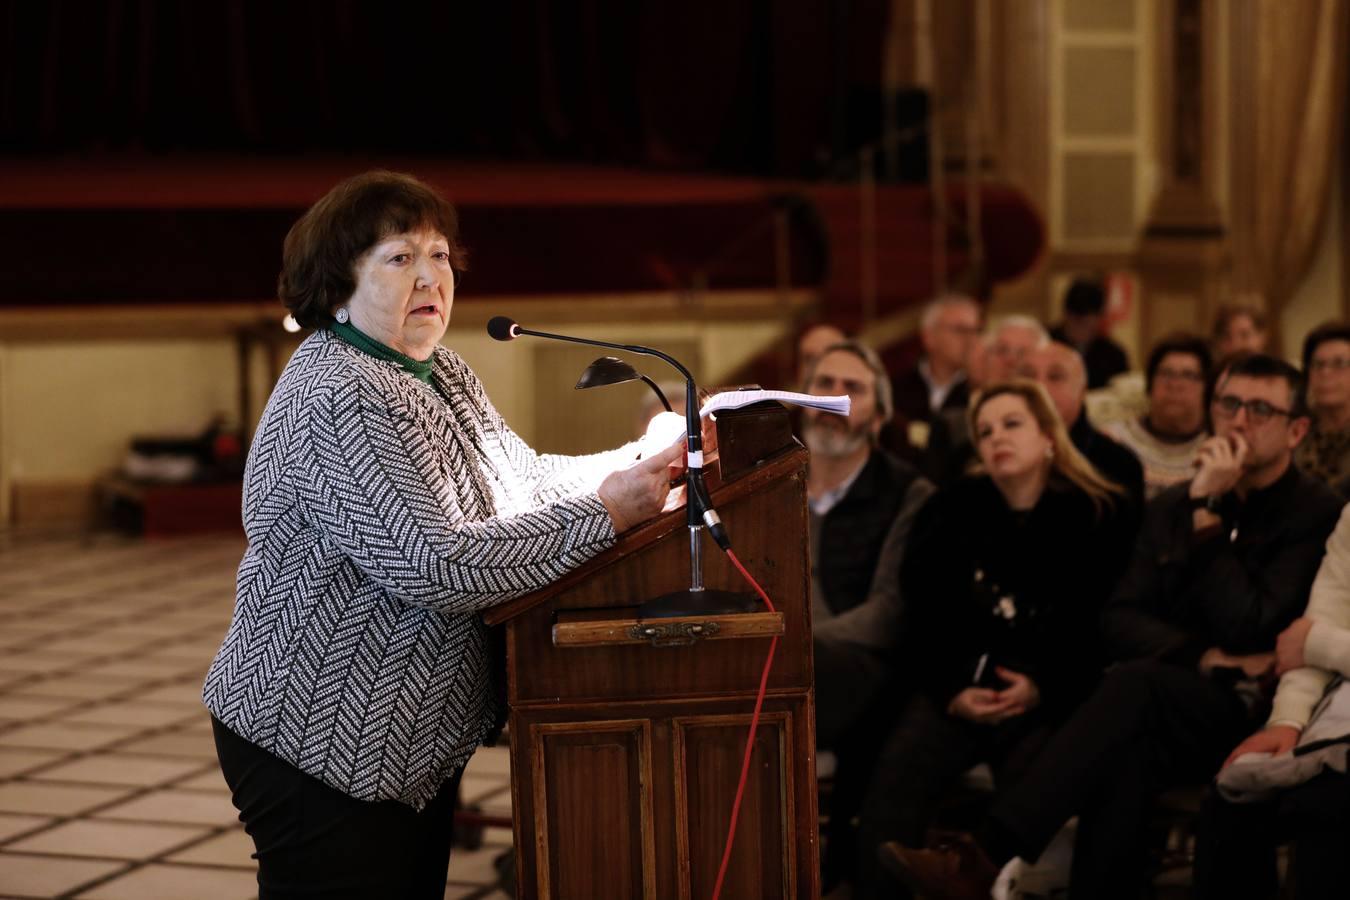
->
xmin=487 ymin=316 xmax=753 ymax=618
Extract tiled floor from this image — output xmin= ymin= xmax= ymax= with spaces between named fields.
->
xmin=0 ymin=535 xmax=514 ymax=900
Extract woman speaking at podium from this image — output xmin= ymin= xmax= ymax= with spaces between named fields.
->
xmin=202 ymin=171 xmax=682 ymax=899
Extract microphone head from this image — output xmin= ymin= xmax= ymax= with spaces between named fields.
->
xmin=486 ymin=316 xmax=520 ymax=341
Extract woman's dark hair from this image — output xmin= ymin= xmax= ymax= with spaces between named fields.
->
xmin=1145 ymin=332 xmax=1213 ymax=394
xmin=278 ymin=170 xmax=469 ymax=328
xmin=1301 ymin=321 xmax=1350 ymax=372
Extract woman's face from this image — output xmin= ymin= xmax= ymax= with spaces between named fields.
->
xmin=975 ymin=393 xmax=1052 ymax=483
xmin=1219 ymin=313 xmax=1267 ymax=358
xmin=1310 ymin=339 xmax=1350 ymax=412
xmin=345 ymin=228 xmax=455 ymax=360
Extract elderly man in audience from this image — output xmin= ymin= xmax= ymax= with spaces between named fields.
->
xmin=882 ymin=354 xmax=1343 ymax=900
xmin=1102 ymin=332 xmax=1213 ymax=499
xmin=985 ymin=315 xmax=1050 ymax=383
xmin=799 ymin=339 xmax=936 ymax=890
xmin=1019 ymin=341 xmax=1144 ymax=520
xmin=890 ymin=294 xmax=982 ymax=453
xmin=1296 ymin=321 xmax=1350 ymax=497
xmin=1194 ymin=504 xmax=1350 ymax=900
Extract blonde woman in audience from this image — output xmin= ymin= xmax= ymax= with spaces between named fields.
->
xmin=1296 ymin=321 xmax=1350 ymax=497
xmin=884 ymin=354 xmax=1342 ymax=900
xmin=1101 ymin=332 xmax=1213 ymax=499
xmin=853 ymin=380 xmax=1130 ymax=898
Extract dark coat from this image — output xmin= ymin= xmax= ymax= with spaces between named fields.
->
xmin=1102 ymin=465 xmax=1343 ymax=666
xmin=901 ymin=475 xmax=1134 ymax=717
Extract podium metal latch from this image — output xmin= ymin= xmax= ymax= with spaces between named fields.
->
xmin=629 ymin=621 xmax=721 ymax=647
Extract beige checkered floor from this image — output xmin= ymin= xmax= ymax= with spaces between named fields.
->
xmin=0 ymin=535 xmax=513 ymax=900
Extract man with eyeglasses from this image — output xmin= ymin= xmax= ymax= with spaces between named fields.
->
xmin=889 ymin=294 xmax=982 ymax=453
xmin=1295 ymin=321 xmax=1350 ymax=497
xmin=799 ymin=340 xmax=936 ymax=891
xmin=881 ymin=353 xmax=1342 ymax=900
xmin=1103 ymin=332 xmax=1213 ymax=499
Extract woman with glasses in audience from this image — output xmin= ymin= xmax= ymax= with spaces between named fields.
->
xmin=1102 ymin=333 xmax=1213 ymax=499
xmin=852 ymin=380 xmax=1131 ymax=898
xmin=1297 ymin=321 xmax=1350 ymax=497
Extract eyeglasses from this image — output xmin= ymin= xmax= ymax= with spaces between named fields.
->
xmin=1311 ymin=357 xmax=1350 ymax=373
xmin=1154 ymin=367 xmax=1205 ymax=384
xmin=809 ymin=374 xmax=873 ymax=399
xmin=1211 ymin=394 xmax=1293 ymax=425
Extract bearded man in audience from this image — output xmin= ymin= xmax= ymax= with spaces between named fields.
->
xmin=882 ymin=354 xmax=1342 ymax=900
xmin=800 ymin=339 xmax=935 ymax=890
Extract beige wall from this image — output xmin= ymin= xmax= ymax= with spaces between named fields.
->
xmin=0 ymin=302 xmax=796 ymax=526
xmin=1281 ymin=166 xmax=1344 ymax=361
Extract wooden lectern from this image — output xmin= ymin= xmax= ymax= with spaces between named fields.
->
xmin=484 ymin=402 xmax=819 ymax=899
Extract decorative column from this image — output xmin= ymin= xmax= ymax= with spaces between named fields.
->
xmin=1132 ymin=0 xmax=1230 ymax=350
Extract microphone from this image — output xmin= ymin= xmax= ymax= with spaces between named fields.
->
xmin=488 ymin=316 xmax=750 ymax=618
xmin=486 ymin=316 xmax=520 ymax=341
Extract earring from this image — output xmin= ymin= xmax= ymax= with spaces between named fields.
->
xmin=334 ymin=308 xmax=350 ymax=324
xmin=1044 ymin=446 xmax=1054 ymax=460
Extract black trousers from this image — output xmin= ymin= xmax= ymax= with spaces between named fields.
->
xmin=983 ymin=659 xmax=1255 ymax=900
xmin=852 ymin=691 xmax=1055 ymax=900
xmin=814 ymin=638 xmax=901 ymax=891
xmin=1194 ymin=770 xmax=1350 ymax=900
xmin=212 ymin=717 xmax=463 ymax=900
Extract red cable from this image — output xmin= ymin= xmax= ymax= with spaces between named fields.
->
xmin=710 ymin=549 xmax=779 ymax=900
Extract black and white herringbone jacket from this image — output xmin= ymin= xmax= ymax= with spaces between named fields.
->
xmin=203 ymin=329 xmax=620 ymax=808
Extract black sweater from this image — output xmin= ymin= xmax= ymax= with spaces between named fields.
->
xmin=901 ymin=475 xmax=1133 ymax=717
xmin=1102 ymin=464 xmax=1343 ymax=666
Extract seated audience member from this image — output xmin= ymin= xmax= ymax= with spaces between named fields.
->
xmin=1102 ymin=332 xmax=1213 ymax=499
xmin=1020 ymin=341 xmax=1145 ymax=520
xmin=797 ymin=322 xmax=848 ymax=383
xmin=891 ymin=294 xmax=982 ymax=450
xmin=1051 ymin=277 xmax=1129 ymax=389
xmin=1194 ymin=504 xmax=1350 ymax=900
xmin=1213 ymin=300 xmax=1270 ymax=360
xmin=800 ymin=340 xmax=936 ymax=888
xmin=917 ymin=320 xmax=1048 ymax=486
xmin=985 ymin=315 xmax=1050 ymax=383
xmin=853 ymin=380 xmax=1130 ymax=897
xmin=881 ymin=354 xmax=1343 ymax=900
xmin=1296 ymin=321 xmax=1350 ymax=496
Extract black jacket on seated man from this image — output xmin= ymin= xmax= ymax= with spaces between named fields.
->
xmin=1101 ymin=466 xmax=1341 ymax=665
